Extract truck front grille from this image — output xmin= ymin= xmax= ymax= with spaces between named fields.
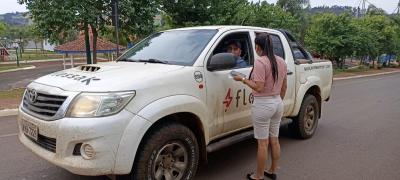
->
xmin=26 ymin=134 xmax=57 ymax=153
xmin=23 ymin=91 xmax=67 ymax=118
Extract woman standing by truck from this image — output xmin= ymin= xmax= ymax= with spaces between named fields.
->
xmin=233 ymin=33 xmax=287 ymax=180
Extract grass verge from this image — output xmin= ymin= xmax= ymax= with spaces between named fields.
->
xmin=0 ymin=88 xmax=25 ymax=99
xmin=0 ymin=65 xmax=30 ymax=72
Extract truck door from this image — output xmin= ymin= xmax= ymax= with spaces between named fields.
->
xmin=204 ymin=30 xmax=254 ymax=137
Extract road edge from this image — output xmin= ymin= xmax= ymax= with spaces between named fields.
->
xmin=0 ymin=65 xmax=36 ymax=74
xmin=333 ymin=70 xmax=400 ymax=81
xmin=0 ymin=108 xmax=18 ymax=117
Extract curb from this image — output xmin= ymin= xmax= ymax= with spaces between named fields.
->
xmin=0 ymin=58 xmax=85 ymax=65
xmin=0 ymin=57 xmax=109 ymax=65
xmin=0 ymin=65 xmax=36 ymax=74
xmin=0 ymin=109 xmax=18 ymax=117
xmin=333 ymin=70 xmax=400 ymax=81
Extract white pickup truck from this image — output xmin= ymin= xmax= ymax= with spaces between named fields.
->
xmin=18 ymin=26 xmax=332 ymax=180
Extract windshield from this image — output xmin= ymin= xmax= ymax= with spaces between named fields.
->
xmin=118 ymin=29 xmax=218 ymax=66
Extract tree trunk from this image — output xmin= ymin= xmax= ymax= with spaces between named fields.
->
xmin=90 ymin=24 xmax=98 ymax=64
xmin=335 ymin=58 xmax=340 ymax=69
xmin=34 ymin=41 xmax=38 ymax=54
xmin=372 ymin=56 xmax=376 ymax=69
xmin=360 ymin=56 xmax=364 ymax=65
xmin=84 ymin=22 xmax=92 ymax=64
xmin=341 ymin=58 xmax=345 ymax=69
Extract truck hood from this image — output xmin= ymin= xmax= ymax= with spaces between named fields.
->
xmin=34 ymin=62 xmax=185 ymax=92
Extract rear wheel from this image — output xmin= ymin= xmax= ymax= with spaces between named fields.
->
xmin=289 ymin=94 xmax=319 ymax=139
xmin=121 ymin=122 xmax=199 ymax=180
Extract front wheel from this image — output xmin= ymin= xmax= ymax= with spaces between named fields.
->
xmin=289 ymin=94 xmax=320 ymax=139
xmin=122 ymin=123 xmax=199 ymax=180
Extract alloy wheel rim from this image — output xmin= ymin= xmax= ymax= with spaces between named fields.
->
xmin=304 ymin=104 xmax=315 ymax=133
xmin=153 ymin=142 xmax=188 ymax=180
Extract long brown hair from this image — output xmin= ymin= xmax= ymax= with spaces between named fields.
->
xmin=251 ymin=33 xmax=278 ymax=83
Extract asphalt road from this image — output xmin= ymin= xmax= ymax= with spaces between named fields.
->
xmin=0 ymin=60 xmax=88 ymax=91
xmin=0 ymin=73 xmax=399 ymax=180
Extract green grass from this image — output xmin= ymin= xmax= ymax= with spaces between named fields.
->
xmin=0 ymin=88 xmax=25 ymax=99
xmin=333 ymin=66 xmax=370 ymax=75
xmin=0 ymin=65 xmax=30 ymax=72
xmin=20 ymin=53 xmax=64 ymax=60
xmin=7 ymin=50 xmax=86 ymax=61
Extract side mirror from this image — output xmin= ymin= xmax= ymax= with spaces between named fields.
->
xmin=208 ymin=53 xmax=237 ymax=71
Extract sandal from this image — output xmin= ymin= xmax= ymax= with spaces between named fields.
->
xmin=247 ymin=172 xmax=264 ymax=180
xmin=263 ymin=170 xmax=277 ymax=180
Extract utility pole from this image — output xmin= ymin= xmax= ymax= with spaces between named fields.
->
xmin=362 ymin=0 xmax=366 ymax=17
xmin=397 ymin=0 xmax=400 ymax=14
xmin=113 ymin=0 xmax=120 ymax=57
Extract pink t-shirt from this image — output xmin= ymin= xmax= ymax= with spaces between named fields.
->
xmin=251 ymin=56 xmax=287 ymax=97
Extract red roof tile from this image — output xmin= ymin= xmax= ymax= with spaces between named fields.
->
xmin=55 ymin=32 xmax=125 ymax=53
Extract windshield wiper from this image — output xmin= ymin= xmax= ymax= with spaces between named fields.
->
xmin=117 ymin=58 xmax=168 ymax=64
xmin=117 ymin=58 xmax=135 ymax=62
xmin=137 ymin=59 xmax=168 ymax=64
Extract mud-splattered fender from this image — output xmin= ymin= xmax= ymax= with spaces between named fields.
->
xmin=289 ymin=76 xmax=321 ymax=117
xmin=112 ymin=115 xmax=152 ymax=174
xmin=113 ymin=95 xmax=208 ymax=174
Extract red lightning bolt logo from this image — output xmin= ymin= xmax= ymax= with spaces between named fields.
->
xmin=223 ymin=88 xmax=233 ymax=112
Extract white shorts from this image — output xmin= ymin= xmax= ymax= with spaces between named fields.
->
xmin=251 ymin=95 xmax=284 ymax=139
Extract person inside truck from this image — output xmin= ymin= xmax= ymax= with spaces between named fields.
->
xmin=233 ymin=33 xmax=287 ymax=180
xmin=226 ymin=40 xmax=248 ymax=68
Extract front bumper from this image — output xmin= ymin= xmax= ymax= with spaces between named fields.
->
xmin=18 ymin=108 xmax=136 ymax=176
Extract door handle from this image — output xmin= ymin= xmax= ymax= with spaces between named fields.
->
xmin=287 ymin=71 xmax=293 ymax=75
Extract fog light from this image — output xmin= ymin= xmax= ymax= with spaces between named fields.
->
xmin=80 ymin=143 xmax=96 ymax=160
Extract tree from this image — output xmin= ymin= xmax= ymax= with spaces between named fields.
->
xmin=3 ymin=25 xmax=31 ymax=53
xmin=277 ymin=0 xmax=311 ymax=44
xmin=0 ymin=23 xmax=6 ymax=37
xmin=366 ymin=4 xmax=386 ymax=16
xmin=208 ymin=0 xmax=249 ymax=25
xmin=26 ymin=25 xmax=44 ymax=53
xmin=361 ymin=14 xmax=397 ymax=67
xmin=351 ymin=18 xmax=379 ymax=64
xmin=305 ymin=13 xmax=356 ymax=68
xmin=389 ymin=15 xmax=400 ymax=57
xmin=277 ymin=0 xmax=309 ymax=15
xmin=160 ymin=0 xmax=212 ymax=27
xmin=19 ymin=0 xmax=158 ymax=64
xmin=242 ymin=2 xmax=299 ymax=33
xmin=159 ymin=0 xmax=249 ymax=27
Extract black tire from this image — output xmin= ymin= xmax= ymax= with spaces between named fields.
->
xmin=289 ymin=94 xmax=320 ymax=139
xmin=121 ymin=122 xmax=199 ymax=180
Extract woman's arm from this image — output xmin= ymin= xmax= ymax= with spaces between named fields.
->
xmin=280 ymin=76 xmax=287 ymax=99
xmin=233 ymin=75 xmax=265 ymax=93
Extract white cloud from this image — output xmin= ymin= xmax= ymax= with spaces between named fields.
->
xmin=0 ymin=0 xmax=27 ymax=14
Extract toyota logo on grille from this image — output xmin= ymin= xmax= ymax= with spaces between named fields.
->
xmin=28 ymin=89 xmax=38 ymax=104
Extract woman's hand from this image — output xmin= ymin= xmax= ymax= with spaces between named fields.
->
xmin=233 ymin=74 xmax=264 ymax=92
xmin=233 ymin=75 xmax=244 ymax=82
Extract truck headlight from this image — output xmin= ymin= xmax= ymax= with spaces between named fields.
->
xmin=67 ymin=91 xmax=135 ymax=118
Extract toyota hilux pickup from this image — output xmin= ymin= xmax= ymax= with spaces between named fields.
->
xmin=18 ymin=26 xmax=332 ymax=180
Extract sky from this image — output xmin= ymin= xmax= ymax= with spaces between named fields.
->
xmin=260 ymin=0 xmax=399 ymax=14
xmin=0 ymin=0 xmax=399 ymax=14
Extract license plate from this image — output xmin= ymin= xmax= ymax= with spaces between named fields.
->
xmin=22 ymin=120 xmax=38 ymax=141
